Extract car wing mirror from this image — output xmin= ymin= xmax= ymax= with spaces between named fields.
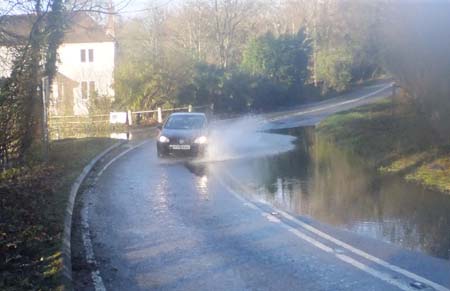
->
xmin=157 ymin=124 xmax=162 ymax=130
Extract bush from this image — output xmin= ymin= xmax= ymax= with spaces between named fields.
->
xmin=316 ymin=48 xmax=353 ymax=93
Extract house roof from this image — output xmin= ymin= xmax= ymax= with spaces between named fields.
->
xmin=0 ymin=14 xmax=32 ymax=45
xmin=0 ymin=12 xmax=114 ymax=46
xmin=65 ymin=13 xmax=115 ymax=43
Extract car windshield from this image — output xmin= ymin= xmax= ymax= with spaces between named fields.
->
xmin=164 ymin=115 xmax=206 ymax=130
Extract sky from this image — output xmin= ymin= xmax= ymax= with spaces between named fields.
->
xmin=113 ymin=0 xmax=177 ymax=16
xmin=0 ymin=0 xmax=176 ymax=17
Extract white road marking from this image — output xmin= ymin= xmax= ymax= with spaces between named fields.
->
xmin=336 ymin=254 xmax=413 ymax=291
xmin=282 ymin=224 xmax=334 ymax=253
xmin=266 ymin=83 xmax=392 ymax=123
xmin=96 ymin=140 xmax=150 ymax=178
xmin=81 ymin=140 xmax=151 ymax=291
xmin=277 ymin=209 xmax=449 ymax=291
xmin=219 ymin=172 xmax=449 ymax=291
xmin=211 ymin=83 xmax=391 ymax=127
xmin=286 ymin=224 xmax=421 ymax=291
xmin=244 ymin=202 xmax=258 ymax=209
xmin=81 ymin=204 xmax=96 ymax=264
xmin=263 ymin=213 xmax=281 ymax=223
xmin=91 ymin=270 xmax=106 ymax=291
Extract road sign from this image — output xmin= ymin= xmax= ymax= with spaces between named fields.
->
xmin=109 ymin=112 xmax=127 ymax=124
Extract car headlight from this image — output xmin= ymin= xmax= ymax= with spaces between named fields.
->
xmin=194 ymin=136 xmax=208 ymax=144
xmin=159 ymin=135 xmax=170 ymax=143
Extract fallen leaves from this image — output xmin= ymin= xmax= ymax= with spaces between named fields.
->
xmin=1 ymin=165 xmax=61 ymax=290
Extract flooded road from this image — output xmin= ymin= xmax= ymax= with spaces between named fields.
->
xmin=75 ymin=83 xmax=450 ymax=290
xmin=220 ymin=127 xmax=450 ymax=260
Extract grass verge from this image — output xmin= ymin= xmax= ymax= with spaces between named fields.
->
xmin=1 ymin=138 xmax=117 ymax=290
xmin=317 ymin=96 xmax=450 ymax=193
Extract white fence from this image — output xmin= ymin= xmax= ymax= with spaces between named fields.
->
xmin=48 ymin=104 xmax=211 ymax=139
xmin=127 ymin=104 xmax=210 ymax=125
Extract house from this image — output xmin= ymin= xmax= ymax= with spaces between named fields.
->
xmin=0 ymin=12 xmax=116 ymax=115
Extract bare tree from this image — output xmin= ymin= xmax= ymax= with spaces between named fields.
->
xmin=169 ymin=0 xmax=211 ymax=61
xmin=0 ymin=0 xmax=115 ymax=165
xmin=0 ymin=0 xmax=67 ymax=162
xmin=210 ymin=0 xmax=258 ymax=68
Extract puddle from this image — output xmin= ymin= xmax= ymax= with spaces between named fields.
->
xmin=219 ymin=127 xmax=450 ymax=260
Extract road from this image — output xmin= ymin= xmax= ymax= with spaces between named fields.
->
xmin=74 ymin=82 xmax=450 ymax=291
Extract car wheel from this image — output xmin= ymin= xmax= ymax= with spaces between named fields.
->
xmin=197 ymin=148 xmax=207 ymax=159
xmin=157 ymin=149 xmax=165 ymax=158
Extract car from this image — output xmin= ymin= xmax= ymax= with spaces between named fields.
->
xmin=156 ymin=112 xmax=209 ymax=158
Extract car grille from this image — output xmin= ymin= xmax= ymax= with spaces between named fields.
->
xmin=170 ymin=137 xmax=192 ymax=144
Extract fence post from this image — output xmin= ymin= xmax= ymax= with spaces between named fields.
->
xmin=391 ymin=83 xmax=397 ymax=117
xmin=157 ymin=107 xmax=162 ymax=123
xmin=188 ymin=104 xmax=192 ymax=112
xmin=127 ymin=110 xmax=133 ymax=126
xmin=41 ymin=76 xmax=49 ymax=162
xmin=392 ymin=83 xmax=396 ymax=96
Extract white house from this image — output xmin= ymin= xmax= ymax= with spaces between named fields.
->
xmin=0 ymin=12 xmax=116 ymax=115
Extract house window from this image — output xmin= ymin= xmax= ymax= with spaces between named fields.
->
xmin=80 ymin=49 xmax=86 ymax=62
xmin=89 ymin=81 xmax=96 ymax=97
xmin=81 ymin=81 xmax=88 ymax=99
xmin=88 ymin=49 xmax=94 ymax=62
xmin=59 ymin=82 xmax=64 ymax=98
xmin=81 ymin=81 xmax=95 ymax=99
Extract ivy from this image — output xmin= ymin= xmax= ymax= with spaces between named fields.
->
xmin=0 ymin=0 xmax=66 ymax=169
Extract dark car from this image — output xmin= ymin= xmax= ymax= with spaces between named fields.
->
xmin=156 ymin=112 xmax=209 ymax=158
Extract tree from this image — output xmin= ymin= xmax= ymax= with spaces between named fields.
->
xmin=115 ymin=12 xmax=195 ymax=110
xmin=177 ymin=63 xmax=223 ymax=108
xmin=379 ymin=1 xmax=450 ymax=140
xmin=241 ymin=31 xmax=310 ymax=98
xmin=0 ymin=0 xmax=66 ymax=166
xmin=260 ymin=0 xmax=309 ymax=36
xmin=168 ymin=0 xmax=211 ymax=62
xmin=315 ymin=47 xmax=353 ymax=93
xmin=210 ymin=0 xmax=258 ymax=68
xmin=114 ymin=0 xmax=387 ymax=116
xmin=306 ymin=0 xmax=383 ymax=92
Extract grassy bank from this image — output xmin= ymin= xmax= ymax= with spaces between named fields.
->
xmin=317 ymin=96 xmax=450 ymax=193
xmin=1 ymin=138 xmax=117 ymax=290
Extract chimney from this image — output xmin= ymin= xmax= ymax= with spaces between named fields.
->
xmin=106 ymin=0 xmax=115 ymax=38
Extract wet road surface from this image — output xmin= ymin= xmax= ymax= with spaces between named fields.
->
xmin=221 ymin=127 xmax=450 ymax=261
xmin=79 ymin=83 xmax=450 ymax=290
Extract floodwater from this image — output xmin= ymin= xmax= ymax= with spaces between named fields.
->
xmin=218 ymin=127 xmax=450 ymax=260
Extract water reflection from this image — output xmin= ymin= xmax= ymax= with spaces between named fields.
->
xmin=224 ymin=127 xmax=450 ymax=260
xmin=110 ymin=132 xmax=131 ymax=140
xmin=50 ymin=127 xmax=155 ymax=141
xmin=196 ymin=175 xmax=209 ymax=200
xmin=185 ymin=162 xmax=210 ymax=200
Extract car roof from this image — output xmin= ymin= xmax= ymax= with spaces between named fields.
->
xmin=169 ymin=112 xmax=206 ymax=117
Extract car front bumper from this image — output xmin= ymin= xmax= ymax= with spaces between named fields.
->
xmin=157 ymin=142 xmax=207 ymax=157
